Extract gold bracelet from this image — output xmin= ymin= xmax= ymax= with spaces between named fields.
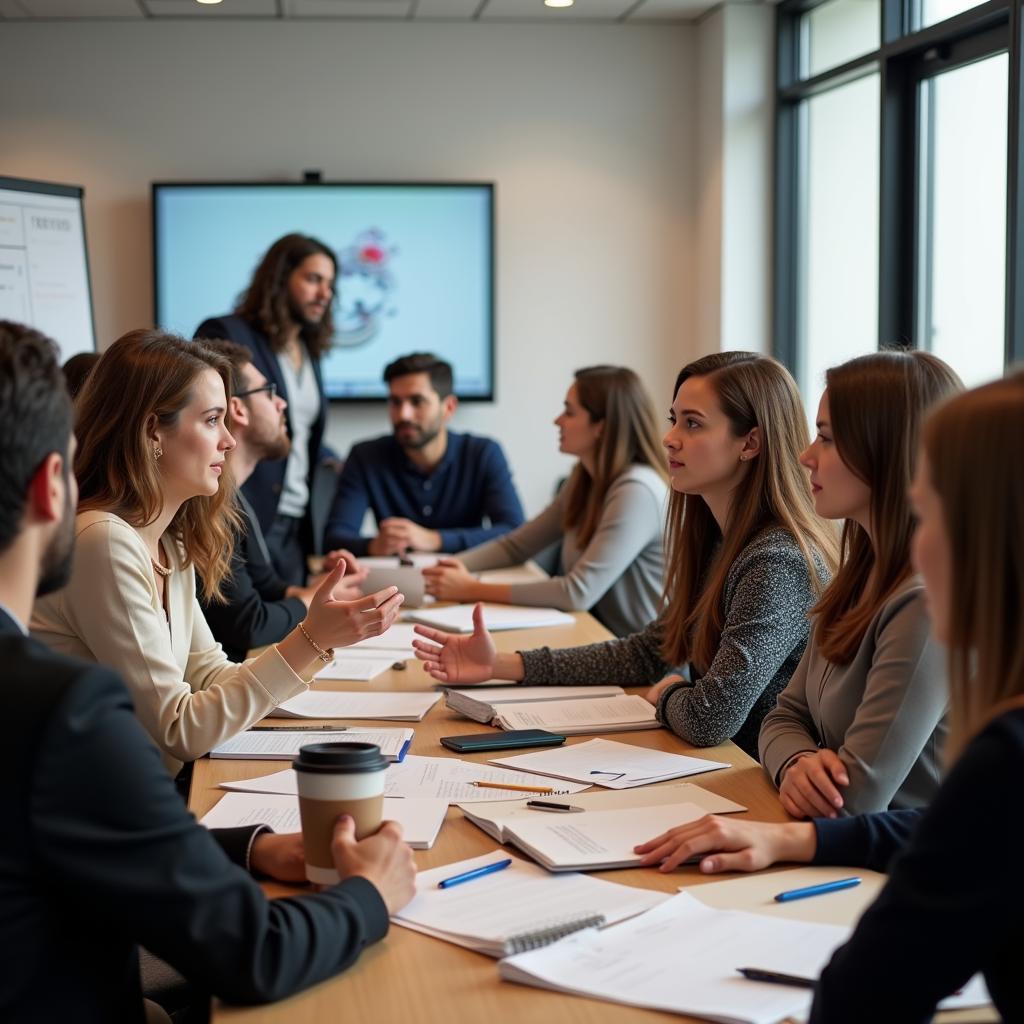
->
xmin=298 ymin=622 xmax=335 ymax=665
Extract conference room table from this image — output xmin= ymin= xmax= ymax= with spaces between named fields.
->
xmin=191 ymin=603 xmax=991 ymax=1024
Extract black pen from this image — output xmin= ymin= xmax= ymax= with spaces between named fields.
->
xmin=736 ymin=967 xmax=814 ymax=988
xmin=525 ymin=800 xmax=584 ymax=813
xmin=249 ymin=726 xmax=350 ymax=732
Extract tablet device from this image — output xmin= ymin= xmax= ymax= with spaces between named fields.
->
xmin=360 ymin=563 xmax=427 ymax=607
xmin=440 ymin=730 xmax=567 ymax=753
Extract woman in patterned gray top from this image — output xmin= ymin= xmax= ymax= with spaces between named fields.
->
xmin=413 ymin=353 xmax=839 ymax=758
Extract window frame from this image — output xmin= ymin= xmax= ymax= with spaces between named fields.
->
xmin=774 ymin=0 xmax=1024 ymax=379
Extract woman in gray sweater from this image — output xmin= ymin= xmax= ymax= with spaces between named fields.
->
xmin=421 ymin=366 xmax=668 ymax=637
xmin=413 ymin=352 xmax=839 ymax=758
xmin=758 ymin=351 xmax=962 ymax=817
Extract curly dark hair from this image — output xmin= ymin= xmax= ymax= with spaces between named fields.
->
xmin=235 ymin=233 xmax=337 ymax=358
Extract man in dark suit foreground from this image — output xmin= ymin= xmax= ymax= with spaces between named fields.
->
xmin=0 ymin=321 xmax=415 ymax=1023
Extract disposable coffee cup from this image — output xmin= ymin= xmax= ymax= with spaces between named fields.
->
xmin=293 ymin=742 xmax=389 ymax=885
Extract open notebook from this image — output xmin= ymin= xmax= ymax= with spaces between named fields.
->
xmin=494 ymin=694 xmax=659 ymax=735
xmin=445 ymin=686 xmax=625 ymax=724
xmin=459 ymin=782 xmax=746 ymax=844
xmin=392 ymin=852 xmax=668 ymax=957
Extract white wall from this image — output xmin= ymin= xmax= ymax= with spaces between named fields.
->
xmin=0 ymin=20 xmax=698 ymax=517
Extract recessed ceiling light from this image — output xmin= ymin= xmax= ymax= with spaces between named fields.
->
xmin=544 ymin=0 xmax=575 ymax=7
xmin=196 ymin=0 xmax=224 ymax=5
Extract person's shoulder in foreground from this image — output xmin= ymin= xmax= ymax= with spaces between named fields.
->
xmin=810 ymin=706 xmax=1024 ymax=1023
xmin=2 ymin=629 xmax=400 ymax=1023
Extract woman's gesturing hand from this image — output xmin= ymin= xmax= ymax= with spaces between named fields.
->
xmin=302 ymin=559 xmax=405 ymax=650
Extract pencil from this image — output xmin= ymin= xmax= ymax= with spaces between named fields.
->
xmin=470 ymin=781 xmax=554 ymax=794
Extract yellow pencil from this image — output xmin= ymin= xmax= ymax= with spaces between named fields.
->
xmin=471 ymin=780 xmax=554 ymax=794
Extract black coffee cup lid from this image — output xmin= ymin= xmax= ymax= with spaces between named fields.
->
xmin=293 ymin=742 xmax=389 ymax=774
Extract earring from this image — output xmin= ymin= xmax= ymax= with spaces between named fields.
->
xmin=153 ymin=446 xmax=163 ymax=461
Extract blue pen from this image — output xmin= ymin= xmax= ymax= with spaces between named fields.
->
xmin=774 ymin=876 xmax=861 ymax=902
xmin=437 ymin=858 xmax=513 ymax=890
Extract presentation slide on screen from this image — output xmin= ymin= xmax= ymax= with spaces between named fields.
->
xmin=0 ymin=186 xmax=95 ymax=358
xmin=154 ymin=185 xmax=493 ymax=399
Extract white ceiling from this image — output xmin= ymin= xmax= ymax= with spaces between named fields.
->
xmin=0 ymin=0 xmax=731 ymax=24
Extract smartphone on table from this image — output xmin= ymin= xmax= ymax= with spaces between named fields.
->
xmin=439 ymin=730 xmax=566 ymax=753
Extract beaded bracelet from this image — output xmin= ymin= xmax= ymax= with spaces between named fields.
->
xmin=298 ymin=622 xmax=335 ymax=665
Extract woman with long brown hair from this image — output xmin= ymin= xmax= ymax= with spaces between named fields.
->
xmin=758 ymin=351 xmax=961 ymax=817
xmin=413 ymin=352 xmax=838 ymax=757
xmin=421 ymin=365 xmax=668 ymax=636
xmin=632 ymin=372 xmax=1024 ymax=1021
xmin=31 ymin=330 xmax=403 ymax=775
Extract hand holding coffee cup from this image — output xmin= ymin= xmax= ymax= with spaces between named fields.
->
xmin=302 ymin=559 xmax=405 ymax=650
xmin=294 ymin=743 xmax=390 ymax=885
xmin=331 ymin=817 xmax=417 ymax=914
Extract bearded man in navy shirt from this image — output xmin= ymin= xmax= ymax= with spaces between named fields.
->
xmin=324 ymin=353 xmax=524 ymax=557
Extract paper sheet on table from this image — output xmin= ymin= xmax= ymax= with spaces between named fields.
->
xmin=445 ymin=686 xmax=624 ymax=724
xmin=346 ymin=623 xmax=419 ymax=655
xmin=220 ymin=754 xmax=589 ymax=804
xmin=199 ymin=791 xmax=447 ymax=849
xmin=209 ymin=727 xmax=413 ymax=761
xmin=684 ymin=869 xmax=993 ymax=1014
xmin=314 ymin=656 xmax=398 ymax=681
xmin=393 ymin=851 xmax=668 ymax=957
xmin=502 ymin=801 xmax=710 ymax=871
xmin=495 ymin=695 xmax=659 ymax=735
xmin=270 ymin=690 xmax=440 ymax=721
xmin=500 ymin=892 xmax=849 ymax=1024
xmin=408 ymin=603 xmax=575 ymax=633
xmin=491 ymin=737 xmax=729 ymax=788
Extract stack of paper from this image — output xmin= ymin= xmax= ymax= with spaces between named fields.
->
xmin=494 ymin=695 xmax=659 ymax=735
xmin=445 ymin=686 xmax=625 ymax=724
xmin=199 ymin=791 xmax=447 ymax=849
xmin=479 ymin=801 xmax=713 ymax=871
xmin=393 ymin=852 xmax=668 ymax=956
xmin=490 ymin=738 xmax=728 ymax=788
xmin=407 ymin=604 xmax=575 ymax=633
xmin=219 ymin=754 xmax=590 ymax=804
xmin=270 ymin=691 xmax=440 ymax=722
xmin=209 ymin=728 xmax=414 ymax=763
xmin=499 ymin=892 xmax=849 ymax=1023
xmin=459 ymin=783 xmax=746 ymax=844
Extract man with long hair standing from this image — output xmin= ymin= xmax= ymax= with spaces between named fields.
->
xmin=196 ymin=233 xmax=337 ymax=585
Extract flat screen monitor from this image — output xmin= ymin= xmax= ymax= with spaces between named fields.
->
xmin=0 ymin=175 xmax=96 ymax=358
xmin=152 ymin=181 xmax=495 ymax=401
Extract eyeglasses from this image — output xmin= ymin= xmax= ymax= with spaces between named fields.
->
xmin=236 ymin=382 xmax=277 ymax=400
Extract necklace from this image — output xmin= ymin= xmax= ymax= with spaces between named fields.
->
xmin=151 ymin=558 xmax=172 ymax=578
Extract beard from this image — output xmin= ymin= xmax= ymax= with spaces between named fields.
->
xmin=36 ymin=490 xmax=75 ymax=597
xmin=287 ymin=293 xmax=325 ymax=331
xmin=394 ymin=419 xmax=442 ymax=451
xmin=257 ymin=424 xmax=292 ymax=462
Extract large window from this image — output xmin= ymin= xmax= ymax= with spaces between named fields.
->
xmin=775 ymin=0 xmax=1022 ymax=404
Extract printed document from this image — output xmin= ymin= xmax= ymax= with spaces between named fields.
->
xmin=270 ymin=690 xmax=440 ymax=721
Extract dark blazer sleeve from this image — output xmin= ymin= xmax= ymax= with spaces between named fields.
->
xmin=200 ymin=527 xmax=306 ymax=661
xmin=811 ymin=809 xmax=923 ymax=872
xmin=437 ymin=440 xmax=526 ymax=553
xmin=324 ymin=446 xmax=374 ymax=556
xmin=32 ymin=667 xmax=390 ymax=1005
xmin=809 ymin=716 xmax=1024 ymax=1023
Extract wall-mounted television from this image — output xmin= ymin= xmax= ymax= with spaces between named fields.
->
xmin=0 ymin=175 xmax=96 ymax=358
xmin=152 ymin=181 xmax=494 ymax=401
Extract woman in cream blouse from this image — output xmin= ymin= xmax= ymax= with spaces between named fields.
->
xmin=32 ymin=330 xmax=403 ymax=774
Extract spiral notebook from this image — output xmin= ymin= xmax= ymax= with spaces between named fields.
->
xmin=392 ymin=852 xmax=668 ymax=957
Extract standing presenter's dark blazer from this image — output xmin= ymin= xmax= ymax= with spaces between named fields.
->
xmin=194 ymin=314 xmax=329 ymax=538
xmin=0 ymin=609 xmax=390 ymax=1023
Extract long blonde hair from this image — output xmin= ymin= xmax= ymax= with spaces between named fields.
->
xmin=661 ymin=352 xmax=839 ymax=670
xmin=74 ymin=330 xmax=240 ymax=601
xmin=561 ymin=366 xmax=667 ymax=548
xmin=815 ymin=351 xmax=963 ymax=663
xmin=923 ymin=372 xmax=1024 ymax=760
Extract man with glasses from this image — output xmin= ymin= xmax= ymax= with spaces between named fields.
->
xmin=200 ymin=340 xmax=364 ymax=660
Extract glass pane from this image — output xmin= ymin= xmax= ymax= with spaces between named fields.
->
xmin=802 ymin=0 xmax=880 ymax=79
xmin=920 ymin=0 xmax=987 ymax=30
xmin=799 ymin=73 xmax=881 ymax=408
xmin=918 ymin=53 xmax=1007 ymax=387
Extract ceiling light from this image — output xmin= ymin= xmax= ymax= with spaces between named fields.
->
xmin=196 ymin=0 xmax=224 ymax=5
xmin=544 ymin=0 xmax=575 ymax=7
